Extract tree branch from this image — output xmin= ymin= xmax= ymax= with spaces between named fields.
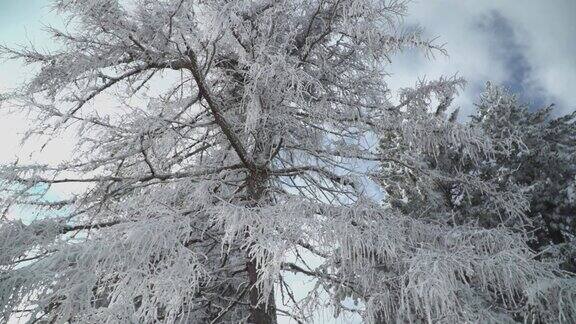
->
xmin=185 ymin=48 xmax=257 ymax=171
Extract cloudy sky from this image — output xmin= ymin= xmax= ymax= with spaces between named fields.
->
xmin=391 ymin=0 xmax=576 ymax=118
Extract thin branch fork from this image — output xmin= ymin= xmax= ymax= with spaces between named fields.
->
xmin=281 ymin=262 xmax=363 ymax=297
xmin=271 ymin=165 xmax=357 ymax=189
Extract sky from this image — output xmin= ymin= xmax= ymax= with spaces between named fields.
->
xmin=389 ymin=0 xmax=576 ymax=118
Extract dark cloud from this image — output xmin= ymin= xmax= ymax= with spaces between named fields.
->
xmin=475 ymin=10 xmax=546 ymax=108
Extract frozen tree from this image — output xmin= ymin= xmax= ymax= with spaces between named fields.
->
xmin=470 ymin=85 xmax=576 ymax=269
xmin=0 ymin=1 xmax=575 ymax=323
xmin=378 ymin=82 xmax=531 ymax=228
xmin=379 ymin=83 xmax=576 ymax=270
xmin=378 ymin=83 xmax=576 ymax=321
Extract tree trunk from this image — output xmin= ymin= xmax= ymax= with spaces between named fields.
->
xmin=245 ymin=170 xmax=277 ymax=324
xmin=246 ymin=256 xmax=277 ymax=324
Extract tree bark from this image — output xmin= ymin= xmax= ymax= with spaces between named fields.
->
xmin=245 ymin=170 xmax=277 ymax=324
xmin=246 ymin=256 xmax=277 ymax=324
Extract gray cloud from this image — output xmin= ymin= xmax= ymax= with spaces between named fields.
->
xmin=475 ymin=10 xmax=545 ymax=108
xmin=476 ymin=11 xmax=531 ymax=91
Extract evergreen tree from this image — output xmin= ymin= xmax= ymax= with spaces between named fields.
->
xmin=471 ymin=85 xmax=576 ymax=269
